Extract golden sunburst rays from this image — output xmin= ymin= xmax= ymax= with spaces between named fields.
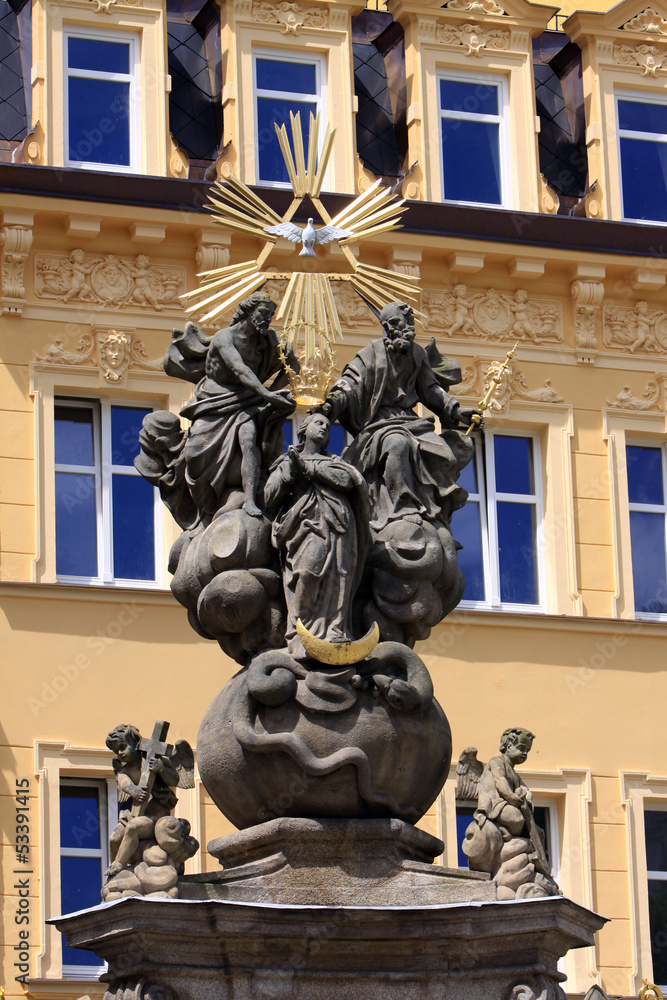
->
xmin=182 ymin=111 xmax=421 ymax=399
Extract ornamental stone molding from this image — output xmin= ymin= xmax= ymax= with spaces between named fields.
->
xmin=603 ymin=299 xmax=667 ymax=353
xmin=421 ymin=285 xmax=562 ymax=344
xmin=571 ymin=279 xmax=604 ymax=364
xmin=435 ymin=20 xmax=510 ymax=53
xmin=251 ymin=1 xmax=328 ymax=31
xmin=453 ymin=358 xmax=564 ymax=414
xmin=1 ymin=210 xmax=34 ymax=315
xmin=621 ymin=7 xmax=667 ymax=32
xmin=612 ymin=42 xmax=666 ymax=73
xmin=34 ymin=328 xmax=163 ymax=387
xmin=34 ymin=250 xmax=186 ymax=310
xmin=444 ymin=0 xmax=506 ymax=13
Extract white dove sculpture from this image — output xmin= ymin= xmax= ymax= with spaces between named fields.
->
xmin=265 ymin=217 xmax=353 ymax=258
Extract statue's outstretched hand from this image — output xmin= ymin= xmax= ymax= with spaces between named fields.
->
xmin=456 ymin=406 xmax=483 ymax=430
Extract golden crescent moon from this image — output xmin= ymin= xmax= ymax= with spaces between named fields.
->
xmin=295 ymin=620 xmax=380 ymax=665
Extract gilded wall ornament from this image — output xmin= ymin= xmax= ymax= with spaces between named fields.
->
xmin=613 ymin=42 xmax=666 ymax=74
xmin=435 ymin=21 xmax=510 ymax=53
xmin=34 ymin=251 xmax=186 ymax=309
xmin=603 ymin=300 xmax=667 ymax=353
xmin=251 ymin=0 xmax=328 ymax=31
xmin=421 ymin=285 xmax=562 ymax=343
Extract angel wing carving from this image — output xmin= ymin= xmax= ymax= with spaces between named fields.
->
xmin=171 ymin=739 xmax=195 ymax=789
xmin=456 ymin=746 xmax=484 ymax=800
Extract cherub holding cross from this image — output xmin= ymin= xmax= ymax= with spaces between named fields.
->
xmin=104 ymin=721 xmax=195 ymax=882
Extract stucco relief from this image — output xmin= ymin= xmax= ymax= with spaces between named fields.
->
xmin=421 ymin=285 xmax=562 ymax=343
xmin=35 ymin=328 xmax=163 ymax=387
xmin=571 ymin=279 xmax=603 ymax=365
xmin=251 ymin=1 xmax=328 ymax=31
xmin=607 ymin=381 xmax=662 ymax=410
xmin=603 ymin=300 xmax=667 ymax=353
xmin=435 ymin=21 xmax=510 ymax=53
xmin=612 ymin=42 xmax=666 ymax=74
xmin=452 ymin=358 xmax=564 ymax=413
xmin=443 ymin=0 xmax=506 ymax=13
xmin=34 ymin=251 xmax=186 ymax=309
xmin=1 ymin=222 xmax=33 ymax=315
xmin=621 ymin=7 xmax=667 ymax=32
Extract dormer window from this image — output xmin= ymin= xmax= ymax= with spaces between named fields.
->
xmin=617 ymin=93 xmax=667 ymax=223
xmin=439 ymin=73 xmax=508 ymax=206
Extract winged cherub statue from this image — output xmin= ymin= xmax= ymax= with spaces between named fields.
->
xmin=102 ymin=722 xmax=199 ymax=900
xmin=264 ymin=217 xmax=352 ymax=258
xmin=456 ymin=730 xmax=561 ymax=900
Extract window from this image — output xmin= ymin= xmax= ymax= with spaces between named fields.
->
xmin=54 ymin=399 xmax=159 ymax=585
xmin=452 ymin=431 xmax=544 ymax=610
xmin=64 ymin=28 xmax=139 ymax=171
xmin=439 ymin=74 xmax=507 ymax=207
xmin=617 ymin=94 xmax=667 ymax=224
xmin=626 ymin=443 xmax=667 ymax=616
xmin=60 ymin=779 xmax=115 ymax=978
xmin=253 ymin=51 xmax=325 ymax=184
xmin=645 ymin=809 xmax=667 ymax=988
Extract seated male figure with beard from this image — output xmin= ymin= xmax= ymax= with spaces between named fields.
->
xmin=321 ymin=302 xmax=480 ymax=532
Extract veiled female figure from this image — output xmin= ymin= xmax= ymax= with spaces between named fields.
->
xmin=264 ymin=413 xmax=370 ymax=654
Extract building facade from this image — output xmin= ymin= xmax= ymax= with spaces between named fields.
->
xmin=1 ymin=0 xmax=667 ymax=995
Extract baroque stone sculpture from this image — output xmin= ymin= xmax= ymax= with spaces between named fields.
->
xmin=136 ymin=292 xmax=480 ymax=831
xmin=456 ymin=729 xmax=561 ymax=899
xmin=102 ymin=722 xmax=199 ymax=901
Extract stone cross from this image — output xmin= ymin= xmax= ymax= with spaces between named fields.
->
xmin=131 ymin=720 xmax=172 ymax=817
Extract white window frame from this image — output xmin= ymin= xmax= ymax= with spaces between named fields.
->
xmin=437 ymin=69 xmax=510 ymax=209
xmin=63 ymin=26 xmax=141 ymax=173
xmin=625 ymin=438 xmax=667 ymax=621
xmin=54 ymin=397 xmax=162 ymax=589
xmin=457 ymin=428 xmax=547 ymax=613
xmin=59 ymin=777 xmax=115 ymax=979
xmin=252 ymin=47 xmax=327 ymax=188
xmin=644 ymin=802 xmax=667 ymax=992
xmin=616 ymin=89 xmax=667 ymax=225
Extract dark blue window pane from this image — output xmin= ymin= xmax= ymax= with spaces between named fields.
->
xmin=56 ymin=473 xmax=98 ymax=577
xmin=257 ymin=97 xmax=315 ymax=182
xmin=494 ymin=436 xmax=533 ymax=495
xmin=458 ymin=451 xmax=478 ymax=493
xmin=456 ymin=806 xmax=475 ymax=867
xmin=497 ymin=501 xmax=537 ymax=604
xmin=440 ymin=80 xmax=498 ymax=116
xmin=282 ymin=420 xmax=292 ymax=452
xmin=645 ymin=811 xmax=667 ymax=872
xmin=328 ymin=423 xmax=346 ymax=455
xmin=627 ymin=446 xmax=664 ymax=504
xmin=60 ymin=785 xmax=101 ymax=850
xmin=620 ymin=138 xmax=667 ymax=222
xmin=453 ymin=501 xmax=485 ymax=602
xmin=68 ymin=37 xmax=130 ymax=74
xmin=112 ymin=475 xmax=155 ymax=580
xmin=61 ymin=856 xmax=104 ymax=965
xmin=630 ymin=510 xmax=667 ymax=613
xmin=55 ymin=406 xmax=95 ymax=467
xmin=256 ymin=58 xmax=316 ymax=95
xmin=648 ymin=880 xmax=667 ymax=986
xmin=442 ymin=119 xmax=501 ymax=204
xmin=619 ymin=100 xmax=667 ymax=135
xmin=111 ymin=407 xmax=150 ymax=466
xmin=533 ymin=806 xmax=551 ymax=862
xmin=68 ymin=77 xmax=130 ymax=165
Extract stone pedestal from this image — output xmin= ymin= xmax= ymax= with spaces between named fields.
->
xmin=53 ymin=820 xmax=607 ymax=1000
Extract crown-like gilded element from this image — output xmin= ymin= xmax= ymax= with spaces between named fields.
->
xmin=182 ymin=112 xmax=420 ymax=400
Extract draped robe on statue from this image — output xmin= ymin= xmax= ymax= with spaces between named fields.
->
xmin=326 ymin=339 xmax=473 ymax=531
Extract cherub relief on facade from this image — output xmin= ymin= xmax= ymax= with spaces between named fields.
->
xmin=421 ymin=285 xmax=562 ymax=343
xmin=102 ymin=722 xmax=198 ymax=901
xmin=604 ymin=300 xmax=667 ymax=352
xmin=457 ymin=730 xmax=561 ymax=900
xmin=34 ymin=250 xmax=185 ymax=309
